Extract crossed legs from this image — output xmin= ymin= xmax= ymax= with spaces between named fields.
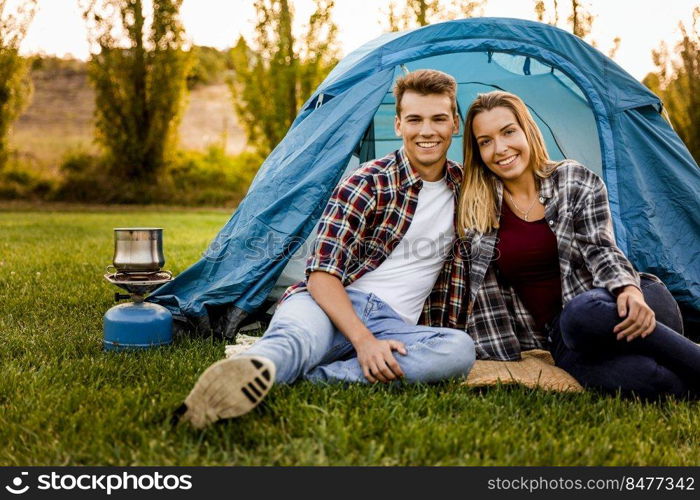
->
xmin=550 ymin=279 xmax=699 ymax=400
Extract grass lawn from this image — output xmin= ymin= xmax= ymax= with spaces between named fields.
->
xmin=1 ymin=207 xmax=698 ymax=466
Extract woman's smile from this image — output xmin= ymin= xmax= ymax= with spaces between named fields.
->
xmin=495 ymin=153 xmax=519 ymax=168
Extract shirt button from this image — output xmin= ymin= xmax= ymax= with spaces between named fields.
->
xmin=539 ymin=197 xmax=544 ymax=203
xmin=548 ymin=220 xmax=555 ymax=226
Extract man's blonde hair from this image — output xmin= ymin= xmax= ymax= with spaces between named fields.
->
xmin=393 ymin=69 xmax=458 ymax=117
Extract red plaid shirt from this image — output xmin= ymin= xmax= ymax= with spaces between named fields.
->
xmin=281 ymin=148 xmax=464 ymax=325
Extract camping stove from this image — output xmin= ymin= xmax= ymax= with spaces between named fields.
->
xmin=102 ymin=228 xmax=174 ymax=351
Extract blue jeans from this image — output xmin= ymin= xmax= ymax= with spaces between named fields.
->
xmin=548 ymin=278 xmax=700 ymax=400
xmin=245 ymin=289 xmax=476 ymax=384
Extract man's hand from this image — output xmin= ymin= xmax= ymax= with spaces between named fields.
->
xmin=353 ymin=336 xmax=407 ymax=383
xmin=307 ymin=272 xmax=407 ymax=383
xmin=613 ymin=285 xmax=655 ymax=342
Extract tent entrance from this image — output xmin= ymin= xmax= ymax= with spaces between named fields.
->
xmin=270 ymin=49 xmax=602 ymax=303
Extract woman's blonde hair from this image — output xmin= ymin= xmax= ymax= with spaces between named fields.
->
xmin=457 ymin=90 xmax=557 ymax=236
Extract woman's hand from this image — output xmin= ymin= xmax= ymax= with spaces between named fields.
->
xmin=613 ymin=285 xmax=655 ymax=341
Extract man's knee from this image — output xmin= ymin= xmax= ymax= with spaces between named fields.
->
xmin=440 ymin=329 xmax=476 ymax=378
xmin=263 ymin=321 xmax=315 ymax=356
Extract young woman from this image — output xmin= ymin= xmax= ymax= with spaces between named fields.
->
xmin=456 ymin=90 xmax=699 ymax=399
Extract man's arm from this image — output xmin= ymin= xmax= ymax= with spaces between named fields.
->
xmin=307 ymin=271 xmax=406 ymax=383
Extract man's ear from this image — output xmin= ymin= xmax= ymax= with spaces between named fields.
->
xmin=453 ymin=114 xmax=460 ymax=135
xmin=394 ymin=115 xmax=402 ymax=137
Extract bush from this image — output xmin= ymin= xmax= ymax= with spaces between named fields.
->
xmin=51 ymin=145 xmax=263 ymax=207
xmin=0 ymin=158 xmax=57 ymax=201
xmin=52 ymin=150 xmax=114 ymax=203
xmin=186 ymin=46 xmax=231 ymax=89
xmin=163 ymin=146 xmax=263 ymax=206
xmin=30 ymin=55 xmax=87 ymax=76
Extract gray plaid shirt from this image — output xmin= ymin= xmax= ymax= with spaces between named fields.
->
xmin=428 ymin=161 xmax=653 ymax=361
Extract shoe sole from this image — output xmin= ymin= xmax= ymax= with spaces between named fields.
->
xmin=177 ymin=356 xmax=275 ymax=429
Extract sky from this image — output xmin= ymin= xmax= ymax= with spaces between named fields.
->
xmin=17 ymin=0 xmax=700 ymax=80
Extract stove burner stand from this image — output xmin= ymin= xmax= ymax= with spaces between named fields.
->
xmin=103 ymin=228 xmax=174 ymax=351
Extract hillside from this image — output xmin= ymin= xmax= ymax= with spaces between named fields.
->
xmin=9 ymin=66 xmax=247 ymax=175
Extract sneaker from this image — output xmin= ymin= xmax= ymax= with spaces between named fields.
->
xmin=174 ymin=356 xmax=275 ymax=429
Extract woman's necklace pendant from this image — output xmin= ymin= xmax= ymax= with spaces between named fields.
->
xmin=506 ymin=190 xmax=537 ymax=221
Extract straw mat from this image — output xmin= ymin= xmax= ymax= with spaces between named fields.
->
xmin=464 ymin=349 xmax=584 ymax=392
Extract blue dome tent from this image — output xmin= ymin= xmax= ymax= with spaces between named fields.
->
xmin=150 ymin=17 xmax=700 ymax=337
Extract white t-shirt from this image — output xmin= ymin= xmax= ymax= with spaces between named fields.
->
xmin=346 ymin=177 xmax=455 ymax=324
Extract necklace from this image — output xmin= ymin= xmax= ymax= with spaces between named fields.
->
xmin=506 ymin=190 xmax=537 ymax=221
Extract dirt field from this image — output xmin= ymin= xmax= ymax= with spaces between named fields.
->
xmin=9 ymin=67 xmax=247 ymax=175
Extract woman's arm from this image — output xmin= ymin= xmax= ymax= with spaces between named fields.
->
xmin=572 ymin=170 xmax=655 ymax=339
xmin=572 ymin=173 xmax=640 ymax=292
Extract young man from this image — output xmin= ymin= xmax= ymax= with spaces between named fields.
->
xmin=177 ymin=69 xmax=475 ymax=429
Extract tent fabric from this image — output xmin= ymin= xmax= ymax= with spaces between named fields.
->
xmin=150 ymin=17 xmax=700 ymax=331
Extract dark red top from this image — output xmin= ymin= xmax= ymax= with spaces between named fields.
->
xmin=495 ymin=202 xmax=562 ymax=331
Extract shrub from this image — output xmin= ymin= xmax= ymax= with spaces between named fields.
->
xmin=53 ymin=150 xmax=113 ymax=203
xmin=163 ymin=145 xmax=263 ymax=206
xmin=186 ymin=46 xmax=231 ymax=89
xmin=52 ymin=145 xmax=263 ymax=207
xmin=30 ymin=55 xmax=86 ymax=76
xmin=0 ymin=157 xmax=57 ymax=200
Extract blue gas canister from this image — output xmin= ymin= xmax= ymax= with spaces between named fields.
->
xmin=103 ymin=300 xmax=173 ymax=351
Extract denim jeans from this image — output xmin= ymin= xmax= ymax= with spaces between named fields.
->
xmin=547 ymin=277 xmax=700 ymax=400
xmin=245 ymin=289 xmax=476 ymax=384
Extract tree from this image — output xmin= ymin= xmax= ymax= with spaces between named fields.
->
xmin=532 ymin=0 xmax=594 ymax=41
xmin=81 ymin=0 xmax=191 ymax=183
xmin=569 ymin=0 xmax=594 ymax=39
xmin=386 ymin=0 xmax=485 ymax=31
xmin=229 ymin=0 xmax=338 ymax=157
xmin=187 ymin=45 xmax=230 ymax=89
xmin=643 ymin=7 xmax=700 ymax=163
xmin=0 ymin=0 xmax=36 ymax=170
xmin=534 ymin=1 xmax=625 ymax=59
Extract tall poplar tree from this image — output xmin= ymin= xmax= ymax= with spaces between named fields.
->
xmin=229 ymin=0 xmax=338 ymax=157
xmin=81 ymin=0 xmax=191 ymax=183
xmin=532 ymin=1 xmax=621 ymax=58
xmin=533 ymin=0 xmax=594 ymax=40
xmin=0 ymin=0 xmax=36 ymax=170
xmin=644 ymin=7 xmax=700 ymax=163
xmin=386 ymin=0 xmax=485 ymax=31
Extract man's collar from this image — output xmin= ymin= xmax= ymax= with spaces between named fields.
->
xmin=396 ymin=147 xmax=423 ymax=190
xmin=443 ymin=160 xmax=463 ymax=190
xmin=396 ymin=147 xmax=462 ymax=191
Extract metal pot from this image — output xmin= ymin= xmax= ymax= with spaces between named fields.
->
xmin=111 ymin=228 xmax=165 ymax=272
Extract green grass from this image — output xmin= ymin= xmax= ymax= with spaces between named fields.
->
xmin=1 ymin=207 xmax=698 ymax=466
